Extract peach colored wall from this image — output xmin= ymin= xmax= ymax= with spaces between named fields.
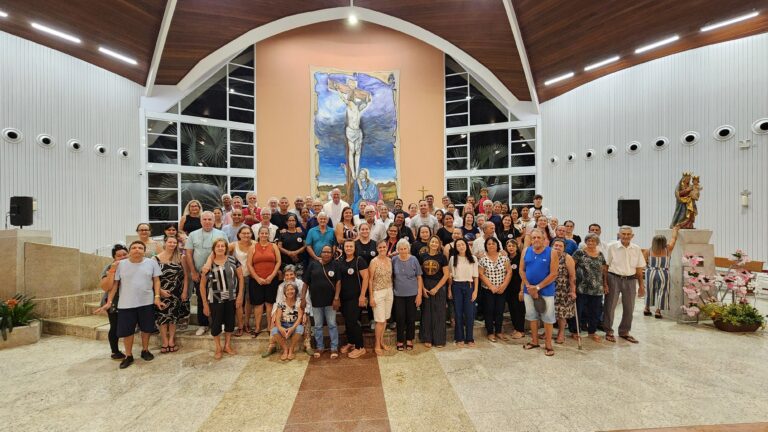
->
xmin=256 ymin=20 xmax=444 ymax=205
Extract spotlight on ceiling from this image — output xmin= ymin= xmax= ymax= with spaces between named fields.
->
xmin=701 ymin=11 xmax=759 ymax=32
xmin=584 ymin=56 xmax=620 ymax=72
xmin=98 ymin=47 xmax=138 ymax=65
xmin=635 ymin=35 xmax=679 ymax=54
xmin=31 ymin=22 xmax=81 ymax=44
xmin=0 ymin=10 xmax=8 ymax=18
xmin=544 ymin=72 xmax=574 ymax=86
xmin=348 ymin=14 xmax=358 ymax=25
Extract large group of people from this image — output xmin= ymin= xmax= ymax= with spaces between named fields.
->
xmin=97 ymin=188 xmax=678 ymax=369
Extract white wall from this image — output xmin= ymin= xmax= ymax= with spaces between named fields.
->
xmin=0 ymin=32 xmax=144 ymax=254
xmin=540 ymin=33 xmax=768 ymax=263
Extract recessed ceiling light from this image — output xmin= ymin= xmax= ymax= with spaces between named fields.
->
xmin=0 ymin=10 xmax=8 ymax=18
xmin=31 ymin=22 xmax=81 ymax=44
xmin=348 ymin=14 xmax=358 ymax=25
xmin=584 ymin=55 xmax=620 ymax=71
xmin=701 ymin=11 xmax=759 ymax=32
xmin=98 ymin=47 xmax=137 ymax=65
xmin=544 ymin=72 xmax=574 ymax=86
xmin=635 ymin=35 xmax=679 ymax=54
xmin=460 ymin=134 xmax=467 ymax=138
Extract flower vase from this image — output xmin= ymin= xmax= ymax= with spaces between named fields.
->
xmin=677 ymin=305 xmax=700 ymax=325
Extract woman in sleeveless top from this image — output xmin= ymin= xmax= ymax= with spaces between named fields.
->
xmin=368 ymin=241 xmax=394 ymax=355
xmin=230 ymin=225 xmax=254 ymax=336
xmin=335 ymin=207 xmax=358 ymax=245
xmin=247 ymin=226 xmax=281 ymax=337
xmin=200 ymin=239 xmax=244 ymax=360
xmin=643 ymin=227 xmax=678 ymax=319
xmin=552 ymin=239 xmax=576 ymax=344
xmin=179 ymin=200 xmax=203 ymax=236
xmin=154 ymin=235 xmax=188 ymax=353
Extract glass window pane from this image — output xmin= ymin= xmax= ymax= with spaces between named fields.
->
xmin=148 ymin=150 xmax=178 ymax=164
xmin=230 ymin=176 xmax=254 ymax=192
xmin=447 ymin=134 xmax=467 ymax=146
xmin=510 ymin=154 xmax=536 ymax=167
xmin=180 ymin=123 xmax=227 ymax=168
xmin=230 ymin=143 xmax=254 ymax=156
xmin=148 ymin=189 xmax=178 ymax=205
xmin=447 ymin=158 xmax=467 ymax=171
xmin=448 ymin=192 xmax=468 ymax=206
xmin=149 ymin=206 xmax=178 ymax=222
xmin=147 ymin=135 xmax=177 ymax=150
xmin=229 ymin=108 xmax=254 ymax=124
xmin=229 ymin=66 xmax=254 ymax=81
xmin=470 ymin=176 xmax=509 ymax=204
xmin=230 ymin=48 xmax=254 ymax=68
xmin=149 ymin=223 xmax=171 ymax=237
xmin=469 ymin=77 xmax=508 ymax=125
xmin=446 ymin=114 xmax=468 ymax=128
xmin=510 ymin=140 xmax=535 ymax=154
xmin=510 ymin=175 xmax=536 ymax=190
xmin=228 ymin=79 xmax=254 ymax=96
xmin=148 ymin=172 xmax=178 ymax=189
xmin=230 ymin=156 xmax=254 ymax=169
xmin=147 ymin=120 xmax=177 ymax=136
xmin=510 ymin=127 xmax=536 ymax=141
xmin=180 ymin=69 xmax=227 ymax=121
xmin=446 ymin=177 xmax=467 ymax=191
xmin=446 ymin=101 xmax=468 ymax=115
xmin=231 ymin=191 xmax=248 ymax=200
xmin=180 ymin=174 xmax=227 ymax=212
xmin=470 ymin=130 xmax=508 ymax=170
xmin=445 ymin=73 xmax=468 ymax=88
xmin=229 ymin=93 xmax=254 ymax=110
xmin=511 ymin=190 xmax=536 ymax=204
xmin=446 ymin=87 xmax=468 ymax=102
xmin=445 ymin=56 xmax=466 ymax=74
xmin=165 ymin=104 xmax=179 ymax=114
xmin=230 ymin=129 xmax=253 ymax=143
xmin=447 ymin=147 xmax=467 ymax=158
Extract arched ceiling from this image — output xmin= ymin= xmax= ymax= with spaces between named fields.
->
xmin=1 ymin=0 xmax=766 ymax=104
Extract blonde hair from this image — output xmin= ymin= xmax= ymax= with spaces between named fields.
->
xmin=183 ymin=199 xmax=202 ymax=217
xmin=163 ymin=235 xmax=183 ymax=264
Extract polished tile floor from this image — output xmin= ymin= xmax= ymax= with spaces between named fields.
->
xmin=2 ymin=302 xmax=767 ymax=432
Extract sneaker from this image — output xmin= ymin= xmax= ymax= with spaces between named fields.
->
xmin=195 ymin=327 xmax=207 ymax=336
xmin=140 ymin=350 xmax=154 ymax=361
xmin=119 ymin=356 xmax=134 ymax=369
xmin=111 ymin=351 xmax=126 ymax=360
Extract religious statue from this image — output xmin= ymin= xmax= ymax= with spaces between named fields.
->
xmin=328 ymin=77 xmax=372 ymax=200
xmin=670 ymin=172 xmax=701 ymax=229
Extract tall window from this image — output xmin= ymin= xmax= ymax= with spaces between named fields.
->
xmin=143 ymin=48 xmax=256 ymax=235
xmin=444 ymin=56 xmax=536 ymax=211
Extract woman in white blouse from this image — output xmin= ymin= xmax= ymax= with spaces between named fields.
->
xmin=448 ymin=238 xmax=479 ymax=347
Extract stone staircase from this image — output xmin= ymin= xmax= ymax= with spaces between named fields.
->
xmin=43 ymin=297 xmax=517 ymax=352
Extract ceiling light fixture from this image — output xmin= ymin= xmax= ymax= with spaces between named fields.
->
xmin=634 ymin=35 xmax=679 ymax=54
xmin=0 ymin=10 xmax=8 ymax=18
xmin=31 ymin=22 xmax=81 ymax=43
xmin=584 ymin=55 xmax=620 ymax=71
xmin=701 ymin=11 xmax=759 ymax=32
xmin=544 ymin=72 xmax=574 ymax=86
xmin=348 ymin=14 xmax=358 ymax=25
xmin=98 ymin=46 xmax=137 ymax=65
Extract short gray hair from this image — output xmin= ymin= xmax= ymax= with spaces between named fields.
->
xmin=619 ymin=225 xmax=633 ymax=232
xmin=283 ymin=264 xmax=297 ymax=273
xmin=584 ymin=233 xmax=600 ymax=244
xmin=317 ymin=211 xmax=328 ymax=219
xmin=260 ymin=207 xmax=271 ymax=216
xmin=396 ymin=238 xmax=410 ymax=251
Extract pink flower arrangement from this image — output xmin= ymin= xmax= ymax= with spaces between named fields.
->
xmin=680 ymin=254 xmax=716 ymax=318
xmin=731 ymin=249 xmax=751 ymax=266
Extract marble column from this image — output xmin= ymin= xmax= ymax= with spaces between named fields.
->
xmin=656 ymin=229 xmax=715 ymax=320
xmin=0 ymin=229 xmax=51 ymax=298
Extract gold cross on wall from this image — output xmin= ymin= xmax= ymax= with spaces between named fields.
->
xmin=418 ymin=185 xmax=428 ymax=199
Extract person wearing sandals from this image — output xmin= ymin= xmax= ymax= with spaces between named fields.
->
xmin=419 ymin=235 xmax=449 ymax=348
xmin=272 ymin=283 xmax=305 ymax=361
xmin=504 ymin=240 xmax=526 ymax=339
xmin=643 ymin=227 xmax=679 ymax=319
xmin=551 ymin=238 xmax=577 ymax=345
xmin=230 ymin=226 xmax=254 ymax=336
xmin=95 ymin=244 xmax=128 ymax=360
xmin=368 ymin=241 xmax=394 ymax=355
xmin=449 ymin=238 xmax=479 ymax=347
xmin=519 ymin=229 xmax=559 ymax=357
xmin=303 ymin=245 xmax=342 ymax=359
xmin=272 ymin=266 xmax=313 ymax=356
xmin=572 ymin=233 xmax=607 ymax=342
xmin=247 ymin=226 xmax=281 ymax=339
xmin=154 ymin=235 xmax=188 ymax=354
xmin=200 ymin=239 xmax=245 ymax=360
xmin=336 ymin=239 xmax=369 ymax=358
xmin=603 ymin=226 xmax=646 ymax=344
xmin=392 ymin=238 xmax=424 ymax=351
xmin=478 ymin=237 xmax=512 ymax=343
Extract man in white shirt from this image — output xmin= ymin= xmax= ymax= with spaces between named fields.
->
xmin=603 ymin=226 xmax=646 ymax=344
xmin=579 ymin=223 xmax=607 ymax=256
xmin=323 ymin=188 xmax=349 ymax=225
xmin=472 ymin=222 xmax=498 ymax=258
xmin=376 ymin=200 xmax=394 ymax=227
xmin=408 ymin=199 xmax=438 ymax=236
xmin=361 ymin=205 xmax=387 ymax=242
xmin=257 ymin=208 xmax=279 ymax=242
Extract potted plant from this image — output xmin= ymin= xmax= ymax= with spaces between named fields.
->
xmin=0 ymin=294 xmax=40 ymax=349
xmin=700 ymin=302 xmax=764 ymax=333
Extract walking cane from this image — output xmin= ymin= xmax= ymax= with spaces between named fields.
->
xmin=574 ymin=298 xmax=583 ymax=350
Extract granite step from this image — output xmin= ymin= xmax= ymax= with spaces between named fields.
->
xmin=84 ymin=301 xmax=102 ymax=315
xmin=43 ymin=315 xmax=111 ymax=340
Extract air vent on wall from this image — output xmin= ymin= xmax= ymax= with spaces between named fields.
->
xmin=680 ymin=131 xmax=700 ymax=146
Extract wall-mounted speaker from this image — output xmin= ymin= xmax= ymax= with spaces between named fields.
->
xmin=9 ymin=196 xmax=34 ymax=227
xmin=617 ymin=199 xmax=640 ymax=227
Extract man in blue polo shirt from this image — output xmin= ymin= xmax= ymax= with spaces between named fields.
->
xmin=306 ymin=212 xmax=336 ymax=261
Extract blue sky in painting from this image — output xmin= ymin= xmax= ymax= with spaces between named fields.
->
xmin=314 ymin=71 xmax=397 ymax=185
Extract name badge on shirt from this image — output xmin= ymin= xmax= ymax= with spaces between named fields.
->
xmin=507 ymin=234 xmax=514 ymax=238
xmin=328 ymin=270 xmax=335 ymax=277
xmin=370 ymin=251 xmax=376 ymax=256
xmin=511 ymin=264 xmax=518 ymax=270
xmin=297 ymin=237 xmax=303 ymax=243
xmin=347 ymin=268 xmax=355 ymax=275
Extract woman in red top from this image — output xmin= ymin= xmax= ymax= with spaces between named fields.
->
xmin=246 ymin=226 xmax=281 ymax=336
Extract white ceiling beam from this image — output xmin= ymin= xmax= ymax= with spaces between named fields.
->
xmin=145 ymin=0 xmax=177 ymax=96
xmin=502 ymin=0 xmax=539 ymax=109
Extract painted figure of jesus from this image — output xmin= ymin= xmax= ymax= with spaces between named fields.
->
xmin=328 ymin=77 xmax=371 ymax=185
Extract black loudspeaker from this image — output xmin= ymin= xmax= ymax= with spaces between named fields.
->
xmin=10 ymin=196 xmax=34 ymax=227
xmin=617 ymin=199 xmax=640 ymax=227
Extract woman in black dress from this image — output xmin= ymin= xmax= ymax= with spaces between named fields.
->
xmin=411 ymin=225 xmax=432 ymax=260
xmin=504 ymin=239 xmax=525 ymax=339
xmin=179 ymin=199 xmax=203 ymax=237
xmin=336 ymin=239 xmax=369 ymax=359
xmin=154 ymin=235 xmax=189 ymax=353
xmin=497 ymin=214 xmax=520 ymax=246
xmin=419 ymin=235 xmax=449 ymax=347
xmin=277 ymin=213 xmax=307 ymax=278
xmin=355 ymin=222 xmax=378 ymax=264
xmin=436 ymin=213 xmax=457 ymax=246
